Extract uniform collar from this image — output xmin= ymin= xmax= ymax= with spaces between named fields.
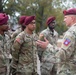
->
xmin=73 ymin=23 xmax=76 ymax=26
xmin=47 ymin=27 xmax=55 ymax=33
xmin=24 ymin=30 xmax=35 ymax=37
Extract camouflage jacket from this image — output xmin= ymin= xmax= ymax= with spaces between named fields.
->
xmin=47 ymin=24 xmax=76 ymax=74
xmin=40 ymin=27 xmax=58 ymax=46
xmin=11 ymin=30 xmax=39 ymax=73
xmin=38 ymin=27 xmax=58 ymax=71
xmin=11 ymin=27 xmax=22 ymax=41
xmin=0 ymin=33 xmax=12 ymax=73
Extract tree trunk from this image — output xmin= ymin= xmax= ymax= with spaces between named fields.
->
xmin=0 ymin=0 xmax=3 ymax=13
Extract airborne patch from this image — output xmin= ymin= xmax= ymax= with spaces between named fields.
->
xmin=64 ymin=38 xmax=71 ymax=46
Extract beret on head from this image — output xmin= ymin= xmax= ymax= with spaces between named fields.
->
xmin=46 ymin=16 xmax=55 ymax=25
xmin=23 ymin=15 xmax=35 ymax=25
xmin=63 ymin=8 xmax=76 ymax=15
xmin=19 ymin=16 xmax=27 ymax=25
xmin=0 ymin=13 xmax=8 ymax=25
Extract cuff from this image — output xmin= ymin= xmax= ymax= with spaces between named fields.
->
xmin=46 ymin=43 xmax=53 ymax=49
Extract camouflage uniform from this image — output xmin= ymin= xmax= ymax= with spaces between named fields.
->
xmin=47 ymin=24 xmax=76 ymax=75
xmin=11 ymin=27 xmax=22 ymax=40
xmin=11 ymin=30 xmax=39 ymax=75
xmin=55 ymin=24 xmax=76 ymax=75
xmin=0 ymin=34 xmax=12 ymax=75
xmin=40 ymin=27 xmax=58 ymax=45
xmin=5 ymin=30 xmax=13 ymax=38
xmin=39 ymin=27 xmax=58 ymax=75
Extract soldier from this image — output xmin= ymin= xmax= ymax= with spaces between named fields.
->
xmin=0 ymin=13 xmax=12 ymax=75
xmin=11 ymin=16 xmax=27 ymax=52
xmin=37 ymin=8 xmax=76 ymax=75
xmin=11 ymin=15 xmax=40 ymax=75
xmin=11 ymin=16 xmax=27 ymax=40
xmin=38 ymin=16 xmax=58 ymax=75
xmin=39 ymin=16 xmax=58 ymax=46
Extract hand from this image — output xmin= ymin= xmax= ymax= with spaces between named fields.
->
xmin=36 ymin=37 xmax=49 ymax=49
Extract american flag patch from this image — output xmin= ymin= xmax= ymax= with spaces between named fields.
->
xmin=64 ymin=38 xmax=71 ymax=46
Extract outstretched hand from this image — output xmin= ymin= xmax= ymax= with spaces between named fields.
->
xmin=36 ymin=37 xmax=49 ymax=49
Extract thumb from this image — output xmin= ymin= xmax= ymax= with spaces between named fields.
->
xmin=44 ymin=37 xmax=48 ymax=42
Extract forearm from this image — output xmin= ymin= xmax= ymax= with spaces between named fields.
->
xmin=12 ymin=42 xmax=21 ymax=61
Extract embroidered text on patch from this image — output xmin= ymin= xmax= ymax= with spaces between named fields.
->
xmin=64 ymin=38 xmax=71 ymax=46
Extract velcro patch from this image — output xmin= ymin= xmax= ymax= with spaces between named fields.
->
xmin=64 ymin=38 xmax=71 ymax=46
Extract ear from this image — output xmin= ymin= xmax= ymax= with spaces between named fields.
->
xmin=71 ymin=17 xmax=74 ymax=22
xmin=71 ymin=16 xmax=75 ymax=22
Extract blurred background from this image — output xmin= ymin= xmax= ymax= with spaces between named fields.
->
xmin=0 ymin=0 xmax=76 ymax=35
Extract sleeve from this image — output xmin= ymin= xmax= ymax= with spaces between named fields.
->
xmin=12 ymin=33 xmax=24 ymax=62
xmin=38 ymin=31 xmax=46 ymax=61
xmin=56 ymin=31 xmax=76 ymax=62
xmin=56 ymin=32 xmax=59 ymax=42
xmin=46 ymin=43 xmax=58 ymax=53
xmin=54 ymin=32 xmax=59 ymax=45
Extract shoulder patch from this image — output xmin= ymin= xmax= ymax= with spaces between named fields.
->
xmin=64 ymin=38 xmax=71 ymax=46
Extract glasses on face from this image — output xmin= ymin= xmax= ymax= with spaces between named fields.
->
xmin=30 ymin=22 xmax=36 ymax=24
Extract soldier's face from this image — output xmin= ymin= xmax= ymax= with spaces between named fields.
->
xmin=48 ymin=21 xmax=56 ymax=29
xmin=64 ymin=15 xmax=73 ymax=27
xmin=0 ymin=24 xmax=9 ymax=31
xmin=27 ymin=20 xmax=36 ymax=31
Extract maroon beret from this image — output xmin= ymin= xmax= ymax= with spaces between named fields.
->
xmin=0 ymin=13 xmax=8 ymax=25
xmin=46 ymin=16 xmax=55 ymax=25
xmin=19 ymin=16 xmax=27 ymax=25
xmin=63 ymin=8 xmax=76 ymax=15
xmin=23 ymin=16 xmax=35 ymax=25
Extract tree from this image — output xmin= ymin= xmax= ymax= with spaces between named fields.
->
xmin=1 ymin=0 xmax=76 ymax=34
xmin=0 ymin=0 xmax=3 ymax=12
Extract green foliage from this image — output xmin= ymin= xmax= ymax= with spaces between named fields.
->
xmin=0 ymin=0 xmax=76 ymax=34
xmin=0 ymin=0 xmax=3 ymax=12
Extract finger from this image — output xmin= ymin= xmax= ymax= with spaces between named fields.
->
xmin=36 ymin=41 xmax=42 ymax=45
xmin=37 ymin=40 xmax=43 ymax=44
xmin=44 ymin=37 xmax=48 ymax=42
xmin=36 ymin=41 xmax=40 ymax=44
